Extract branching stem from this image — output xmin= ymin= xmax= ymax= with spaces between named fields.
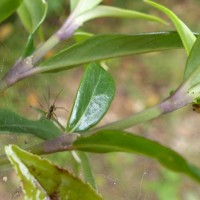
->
xmin=88 ymin=88 xmax=193 ymax=133
xmin=0 ymin=133 xmax=79 ymax=167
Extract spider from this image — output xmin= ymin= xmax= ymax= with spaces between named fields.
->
xmin=44 ymin=89 xmax=63 ymax=120
xmin=31 ymin=89 xmax=67 ymax=123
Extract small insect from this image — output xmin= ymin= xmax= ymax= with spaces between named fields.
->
xmin=192 ymin=103 xmax=200 ymax=113
xmin=44 ymin=89 xmax=61 ymax=120
xmin=31 ymin=89 xmax=67 ymax=123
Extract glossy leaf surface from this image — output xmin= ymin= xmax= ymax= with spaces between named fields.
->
xmin=39 ymin=32 xmax=190 ymax=73
xmin=0 ymin=0 xmax=22 ymax=23
xmin=17 ymin=0 xmax=47 ymax=56
xmin=6 ymin=145 xmax=102 ymax=200
xmin=0 ymin=109 xmax=62 ymax=139
xmin=67 ymin=63 xmax=115 ymax=132
xmin=73 ymin=130 xmax=200 ymax=183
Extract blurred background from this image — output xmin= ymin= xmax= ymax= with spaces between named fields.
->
xmin=1 ymin=0 xmax=200 ymax=199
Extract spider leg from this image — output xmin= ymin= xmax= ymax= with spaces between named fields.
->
xmin=52 ymin=112 xmax=58 ymax=122
xmin=52 ymin=112 xmax=65 ymax=130
xmin=39 ymin=101 xmax=45 ymax=109
xmin=55 ymin=106 xmax=68 ymax=112
xmin=43 ymin=94 xmax=49 ymax=110
xmin=30 ymin=105 xmax=46 ymax=116
xmin=48 ymin=87 xmax=50 ymax=106
xmin=52 ymin=89 xmax=64 ymax=105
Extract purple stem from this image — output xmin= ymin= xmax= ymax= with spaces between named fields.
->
xmin=0 ymin=12 xmax=80 ymax=91
xmin=89 ymin=85 xmax=193 ymax=132
xmin=0 ymin=58 xmax=40 ymax=90
xmin=159 ymin=84 xmax=193 ymax=113
xmin=30 ymin=133 xmax=79 ymax=154
xmin=56 ymin=22 xmax=79 ymax=41
xmin=0 ymin=133 xmax=79 ymax=166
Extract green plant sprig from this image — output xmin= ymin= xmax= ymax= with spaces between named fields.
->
xmin=0 ymin=0 xmax=166 ymax=92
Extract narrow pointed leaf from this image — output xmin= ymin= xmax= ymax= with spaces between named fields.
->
xmin=17 ymin=0 xmax=48 ymax=56
xmin=73 ymin=130 xmax=200 ymax=183
xmin=78 ymin=152 xmax=97 ymax=189
xmin=144 ymin=0 xmax=196 ymax=55
xmin=0 ymin=109 xmax=62 ymax=139
xmin=76 ymin=5 xmax=166 ymax=25
xmin=184 ymin=35 xmax=200 ymax=82
xmin=67 ymin=63 xmax=115 ymax=132
xmin=5 ymin=145 xmax=102 ymax=200
xmin=39 ymin=32 xmax=193 ymax=73
xmin=183 ymin=36 xmax=200 ymax=97
xmin=0 ymin=0 xmax=23 ymax=23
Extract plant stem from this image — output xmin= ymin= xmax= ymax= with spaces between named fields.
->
xmin=90 ymin=105 xmax=162 ymax=132
xmin=32 ymin=34 xmax=60 ymax=64
xmin=0 ymin=65 xmax=40 ymax=92
xmin=29 ymin=133 xmax=79 ymax=154
xmin=89 ymin=89 xmax=193 ymax=133
xmin=0 ymin=133 xmax=79 ymax=167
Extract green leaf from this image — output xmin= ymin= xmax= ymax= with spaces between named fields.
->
xmin=67 ymin=63 xmax=115 ymax=132
xmin=0 ymin=109 xmax=62 ymax=140
xmin=39 ymin=32 xmax=190 ymax=73
xmin=73 ymin=130 xmax=200 ymax=183
xmin=74 ymin=31 xmax=94 ymax=43
xmin=17 ymin=0 xmax=47 ymax=33
xmin=0 ymin=0 xmax=23 ymax=23
xmin=17 ymin=0 xmax=48 ymax=57
xmin=70 ymin=0 xmax=79 ymax=11
xmin=183 ymin=36 xmax=200 ymax=97
xmin=76 ymin=5 xmax=167 ymax=25
xmin=72 ymin=0 xmax=102 ymax=17
xmin=144 ymin=0 xmax=196 ymax=55
xmin=6 ymin=145 xmax=102 ymax=200
xmin=78 ymin=152 xmax=97 ymax=189
xmin=184 ymin=35 xmax=200 ymax=81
